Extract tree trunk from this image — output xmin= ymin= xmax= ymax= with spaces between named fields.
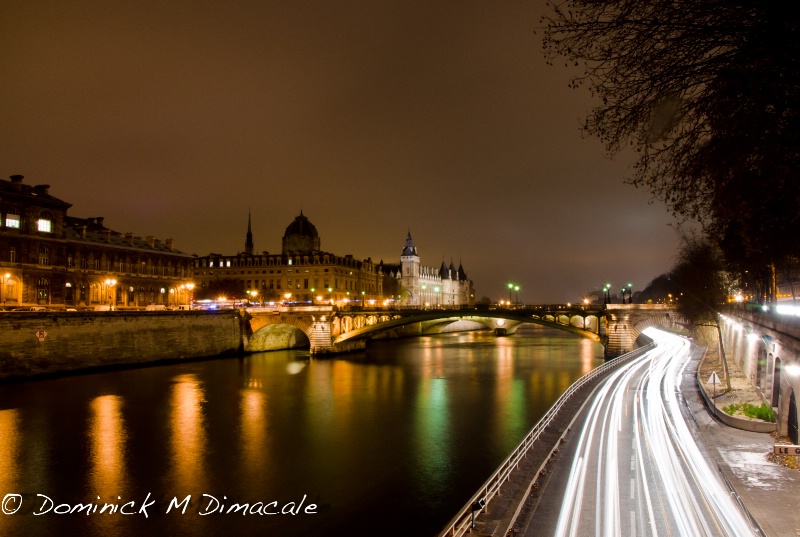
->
xmin=716 ymin=320 xmax=732 ymax=392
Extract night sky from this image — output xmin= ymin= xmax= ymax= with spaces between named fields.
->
xmin=1 ymin=1 xmax=680 ymax=303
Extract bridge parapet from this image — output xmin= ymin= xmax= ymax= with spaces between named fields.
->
xmin=245 ymin=304 xmax=674 ymax=356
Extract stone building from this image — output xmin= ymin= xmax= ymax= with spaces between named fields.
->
xmin=381 ymin=232 xmax=474 ymax=307
xmin=0 ymin=174 xmax=195 ymax=308
xmin=193 ymin=212 xmax=383 ymax=306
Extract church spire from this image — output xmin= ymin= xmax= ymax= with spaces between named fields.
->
xmin=245 ymin=209 xmax=254 ymax=255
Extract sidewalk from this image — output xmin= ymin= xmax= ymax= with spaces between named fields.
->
xmin=683 ymin=344 xmax=800 ymax=537
xmin=466 ymin=342 xmax=800 ymax=537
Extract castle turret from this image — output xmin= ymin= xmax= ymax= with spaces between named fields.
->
xmin=400 ymin=231 xmax=421 ymax=305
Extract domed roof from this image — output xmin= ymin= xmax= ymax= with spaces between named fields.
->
xmin=282 ymin=211 xmax=321 ymax=255
xmin=284 ymin=211 xmax=318 ymax=239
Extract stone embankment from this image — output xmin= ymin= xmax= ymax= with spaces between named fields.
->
xmin=0 ymin=310 xmax=243 ymax=381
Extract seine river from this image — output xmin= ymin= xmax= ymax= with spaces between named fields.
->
xmin=0 ymin=325 xmax=603 ymax=537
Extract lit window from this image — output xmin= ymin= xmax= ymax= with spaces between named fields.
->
xmin=5 ymin=209 xmax=20 ymax=229
xmin=38 ymin=218 xmax=52 ymax=233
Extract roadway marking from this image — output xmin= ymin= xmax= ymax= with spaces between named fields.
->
xmin=630 ymin=511 xmax=636 ymax=537
xmin=630 ymin=478 xmax=635 ymax=500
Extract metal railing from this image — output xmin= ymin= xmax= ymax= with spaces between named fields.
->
xmin=437 ymin=342 xmax=655 ymax=537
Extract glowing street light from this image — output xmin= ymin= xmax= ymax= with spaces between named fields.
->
xmin=104 ymin=278 xmax=117 ymax=307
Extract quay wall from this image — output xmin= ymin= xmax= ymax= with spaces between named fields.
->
xmin=0 ymin=310 xmax=243 ymax=380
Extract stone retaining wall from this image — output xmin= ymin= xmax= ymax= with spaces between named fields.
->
xmin=0 ymin=310 xmax=243 ymax=380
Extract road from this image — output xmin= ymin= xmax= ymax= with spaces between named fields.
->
xmin=524 ymin=328 xmax=760 ymax=537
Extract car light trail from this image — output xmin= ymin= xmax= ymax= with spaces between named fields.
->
xmin=553 ymin=328 xmax=758 ymax=537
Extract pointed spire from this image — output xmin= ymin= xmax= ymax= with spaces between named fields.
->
xmin=245 ymin=209 xmax=254 ymax=255
xmin=402 ymin=230 xmax=417 ymax=256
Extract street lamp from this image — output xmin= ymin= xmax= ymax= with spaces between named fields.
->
xmin=508 ymin=282 xmax=513 ymax=304
xmin=627 ymin=283 xmax=633 ymax=304
xmin=361 ymin=290 xmax=365 ymax=307
xmin=514 ymin=285 xmax=520 ymax=306
xmin=104 ymin=278 xmax=117 ymax=307
xmin=328 ymin=287 xmax=333 ymax=305
xmin=434 ymin=286 xmax=440 ymax=307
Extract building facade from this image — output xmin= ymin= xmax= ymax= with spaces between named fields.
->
xmin=0 ymin=175 xmax=195 ymax=309
xmin=382 ymin=232 xmax=474 ymax=307
xmin=193 ymin=212 xmax=384 ymax=306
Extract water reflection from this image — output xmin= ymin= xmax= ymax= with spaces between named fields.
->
xmin=0 ymin=327 xmax=604 ymax=537
xmin=240 ymin=389 xmax=267 ymax=475
xmin=0 ymin=409 xmax=20 ymax=493
xmin=89 ymin=395 xmax=127 ymax=495
xmin=414 ymin=377 xmax=451 ymax=496
xmin=169 ymin=374 xmax=207 ymax=494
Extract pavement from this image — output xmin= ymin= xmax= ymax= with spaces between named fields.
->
xmin=465 ymin=343 xmax=800 ymax=537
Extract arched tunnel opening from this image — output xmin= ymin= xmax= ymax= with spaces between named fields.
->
xmin=248 ymin=324 xmax=310 ymax=352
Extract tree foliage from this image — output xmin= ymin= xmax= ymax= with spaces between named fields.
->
xmin=541 ymin=1 xmax=800 ymax=274
xmin=668 ymin=237 xmax=730 ymax=325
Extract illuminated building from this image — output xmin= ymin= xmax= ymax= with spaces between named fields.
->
xmin=0 ymin=175 xmax=194 ymax=308
xmin=381 ymin=232 xmax=474 ymax=307
xmin=193 ymin=212 xmax=383 ymax=305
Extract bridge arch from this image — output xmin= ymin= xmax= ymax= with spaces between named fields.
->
xmin=247 ymin=315 xmax=312 ymax=351
xmin=333 ymin=310 xmax=604 ymax=347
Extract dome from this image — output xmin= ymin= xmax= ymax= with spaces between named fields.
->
xmin=282 ymin=211 xmax=321 ymax=255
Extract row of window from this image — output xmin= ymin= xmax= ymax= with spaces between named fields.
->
xmin=2 ymin=209 xmax=52 ymax=232
xmin=4 ymin=246 xmax=188 ymax=277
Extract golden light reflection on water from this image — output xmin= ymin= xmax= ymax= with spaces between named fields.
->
xmin=0 ymin=409 xmax=20 ymax=494
xmin=580 ymin=338 xmax=597 ymax=374
xmin=89 ymin=395 xmax=127 ymax=496
xmin=240 ymin=389 xmax=267 ymax=474
xmin=170 ymin=374 xmax=207 ymax=493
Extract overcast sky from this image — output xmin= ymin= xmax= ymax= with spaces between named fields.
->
xmin=1 ymin=1 xmax=681 ymax=303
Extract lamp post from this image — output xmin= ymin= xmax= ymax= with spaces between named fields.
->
xmin=361 ymin=290 xmax=365 ymax=307
xmin=627 ymin=283 xmax=633 ymax=304
xmin=514 ymin=285 xmax=520 ymax=307
xmin=421 ymin=284 xmax=427 ymax=307
xmin=508 ymin=282 xmax=513 ymax=304
xmin=434 ymin=286 xmax=440 ymax=308
xmin=311 ymin=287 xmax=315 ymax=304
xmin=104 ymin=278 xmax=117 ymax=308
xmin=328 ymin=287 xmax=333 ymax=305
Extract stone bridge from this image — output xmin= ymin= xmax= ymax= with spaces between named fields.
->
xmin=243 ymin=304 xmax=674 ymax=357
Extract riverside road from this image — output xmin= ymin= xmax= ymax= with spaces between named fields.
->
xmin=469 ymin=327 xmax=800 ymax=537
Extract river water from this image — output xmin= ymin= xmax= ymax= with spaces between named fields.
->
xmin=0 ymin=325 xmax=603 ymax=537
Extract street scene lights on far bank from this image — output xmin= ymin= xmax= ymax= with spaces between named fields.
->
xmin=506 ymin=282 xmax=521 ymax=306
